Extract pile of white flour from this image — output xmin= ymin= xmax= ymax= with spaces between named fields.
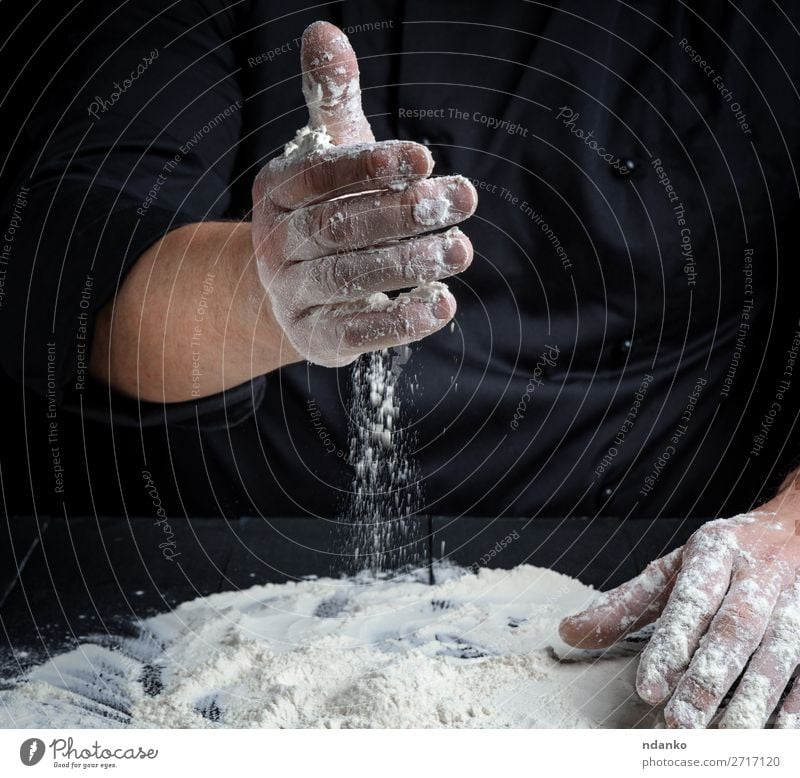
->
xmin=0 ymin=565 xmax=663 ymax=728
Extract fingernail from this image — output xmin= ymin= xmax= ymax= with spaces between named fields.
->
xmin=444 ymin=176 xmax=478 ymax=216
xmin=443 ymin=230 xmax=472 ymax=271
xmin=431 ymin=295 xmax=453 ymax=319
xmin=407 ymin=282 xmax=453 ymax=320
xmin=418 ymin=285 xmax=454 ymax=320
xmin=638 ymin=679 xmax=668 ymax=704
xmin=399 ymin=144 xmax=433 ymax=177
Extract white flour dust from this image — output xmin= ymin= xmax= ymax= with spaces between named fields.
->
xmin=272 ymin=113 xmax=452 ymax=573
xmin=341 ymin=346 xmax=422 ymax=572
xmin=0 ymin=565 xmax=664 ymax=728
xmin=332 ymin=281 xmax=448 ymax=317
xmin=282 ymin=124 xmax=333 ymax=158
xmin=413 ymin=197 xmax=451 ymax=227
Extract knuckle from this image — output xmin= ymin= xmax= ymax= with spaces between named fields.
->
xmin=362 ymin=147 xmax=391 ymax=182
xmin=329 ymin=254 xmax=352 ymax=295
xmin=272 ymin=212 xmax=295 ymax=259
xmin=714 ymin=608 xmax=762 ymax=643
xmin=289 ymin=272 xmax=314 ymax=310
xmin=251 ymin=177 xmax=263 ymax=204
xmin=253 ymin=164 xmax=283 ymax=213
xmin=304 ymin=158 xmax=338 ymax=199
xmin=252 ymin=170 xmax=268 ymax=207
xmin=687 ymin=525 xmax=714 ymax=545
xmin=396 ymin=312 xmax=415 ymax=339
xmin=316 ymin=203 xmax=351 ymax=249
xmin=399 ymin=239 xmax=417 ymax=265
xmin=317 ymin=254 xmax=351 ymax=299
xmin=305 ymin=257 xmax=327 ymax=297
xmin=400 ymin=184 xmax=427 ymax=214
xmin=343 ymin=320 xmax=366 ymax=349
xmin=686 ymin=524 xmax=727 ymax=554
xmin=680 ymin=673 xmax=719 ymax=704
xmin=393 ymin=241 xmax=422 ymax=282
xmin=647 ymin=549 xmax=682 ymax=583
xmin=255 ymin=256 xmax=277 ymax=293
xmin=362 ymin=150 xmax=382 ymax=181
xmin=253 ymin=164 xmax=270 ymax=193
xmin=645 ymin=556 xmax=668 ymax=577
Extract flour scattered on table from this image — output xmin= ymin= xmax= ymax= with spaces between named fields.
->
xmin=0 ymin=565 xmax=663 ymax=728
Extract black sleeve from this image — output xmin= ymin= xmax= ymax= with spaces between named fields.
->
xmin=0 ymin=0 xmax=264 ymax=428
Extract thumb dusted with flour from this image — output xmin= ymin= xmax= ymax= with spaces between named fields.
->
xmin=300 ymin=21 xmax=375 ymax=144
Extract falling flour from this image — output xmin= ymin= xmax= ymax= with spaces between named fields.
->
xmin=272 ymin=35 xmax=455 ymax=574
xmin=341 ymin=346 xmax=422 ymax=572
xmin=272 ymin=118 xmax=452 ymax=574
xmin=0 ymin=565 xmax=665 ymax=729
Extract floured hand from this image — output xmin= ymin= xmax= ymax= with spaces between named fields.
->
xmin=559 ymin=492 xmax=800 ymax=729
xmin=251 ymin=21 xmax=477 ymax=367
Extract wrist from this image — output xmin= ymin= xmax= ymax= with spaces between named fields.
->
xmin=224 ymin=221 xmax=303 ymax=373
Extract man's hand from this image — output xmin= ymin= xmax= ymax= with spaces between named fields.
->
xmin=251 ymin=21 xmax=476 ymax=367
xmin=92 ymin=22 xmax=476 ymax=401
xmin=559 ymin=484 xmax=800 ymax=728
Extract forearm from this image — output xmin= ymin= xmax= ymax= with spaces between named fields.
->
xmin=89 ymin=221 xmax=301 ymax=402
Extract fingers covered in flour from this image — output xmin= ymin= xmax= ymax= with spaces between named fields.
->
xmin=293 ymin=283 xmax=456 ymax=367
xmin=262 ymin=141 xmax=434 ymax=210
xmin=276 ymin=176 xmax=477 ymax=261
xmin=558 ymin=547 xmax=682 ymax=650
xmin=775 ymin=677 xmax=800 ymax=729
xmin=635 ymin=526 xmax=736 ymax=706
xmin=720 ymin=577 xmax=800 ymax=729
xmin=663 ymin=566 xmax=782 ymax=728
xmin=280 ymin=229 xmax=472 ymax=305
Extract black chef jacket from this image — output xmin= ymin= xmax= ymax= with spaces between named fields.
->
xmin=2 ymin=0 xmax=800 ymax=523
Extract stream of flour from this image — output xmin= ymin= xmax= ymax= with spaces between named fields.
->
xmin=342 ymin=347 xmax=423 ymax=573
